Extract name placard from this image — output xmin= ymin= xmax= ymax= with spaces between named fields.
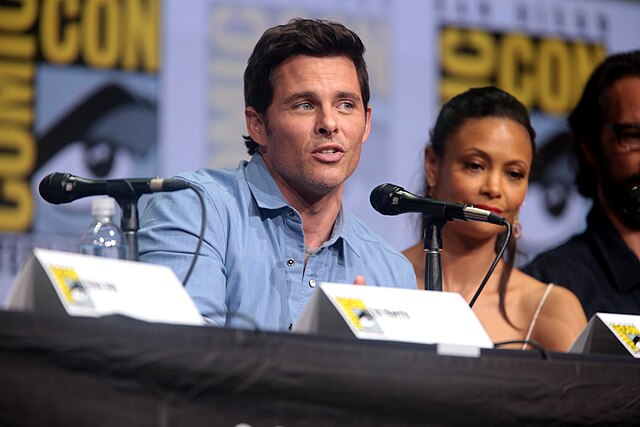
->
xmin=570 ymin=313 xmax=640 ymax=358
xmin=4 ymin=248 xmax=204 ymax=326
xmin=295 ymin=282 xmax=493 ymax=351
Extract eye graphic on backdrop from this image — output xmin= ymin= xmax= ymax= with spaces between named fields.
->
xmin=521 ymin=129 xmax=591 ymax=261
xmin=529 ymin=131 xmax=576 ymax=218
xmin=31 ymin=83 xmax=157 ymax=234
xmin=84 ymin=141 xmax=117 ymax=178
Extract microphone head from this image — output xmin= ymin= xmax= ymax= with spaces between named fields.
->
xmin=39 ymin=172 xmax=72 ymax=204
xmin=370 ymin=183 xmax=404 ymax=215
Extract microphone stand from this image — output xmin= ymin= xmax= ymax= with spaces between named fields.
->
xmin=107 ymin=180 xmax=143 ymax=262
xmin=423 ymin=215 xmax=447 ymax=291
xmin=117 ymin=197 xmax=140 ymax=261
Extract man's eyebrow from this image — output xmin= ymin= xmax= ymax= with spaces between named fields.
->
xmin=281 ymin=91 xmax=362 ymax=104
xmin=282 ymin=91 xmax=315 ymax=104
xmin=335 ymin=91 xmax=362 ymax=102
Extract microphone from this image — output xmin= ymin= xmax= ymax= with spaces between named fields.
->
xmin=370 ymin=183 xmax=506 ymax=226
xmin=39 ymin=172 xmax=190 ymax=204
xmin=623 ymin=185 xmax=640 ymax=221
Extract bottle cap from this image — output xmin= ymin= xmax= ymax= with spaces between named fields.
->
xmin=91 ymin=197 xmax=116 ymax=217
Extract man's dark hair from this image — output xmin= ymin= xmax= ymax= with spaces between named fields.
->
xmin=242 ymin=18 xmax=370 ymax=155
xmin=569 ymin=50 xmax=640 ymax=198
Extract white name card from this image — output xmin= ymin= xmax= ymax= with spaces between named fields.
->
xmin=5 ymin=248 xmax=204 ymax=326
xmin=570 ymin=312 xmax=640 ymax=358
xmin=295 ymin=282 xmax=493 ymax=350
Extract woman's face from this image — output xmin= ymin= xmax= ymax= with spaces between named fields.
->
xmin=427 ymin=116 xmax=533 ymax=239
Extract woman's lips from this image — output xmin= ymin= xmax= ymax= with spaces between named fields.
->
xmin=471 ymin=203 xmax=503 ymax=214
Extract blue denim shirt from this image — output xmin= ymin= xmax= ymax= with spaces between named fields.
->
xmin=138 ymin=155 xmax=416 ymax=331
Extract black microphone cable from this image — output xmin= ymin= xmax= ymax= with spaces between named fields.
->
xmin=182 ymin=182 xmax=206 ymax=288
xmin=468 ymin=220 xmax=511 ymax=308
xmin=493 ymin=339 xmax=550 ymax=360
xmin=180 ymin=191 xmax=261 ymax=333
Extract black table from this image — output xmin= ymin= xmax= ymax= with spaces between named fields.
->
xmin=0 ymin=310 xmax=638 ymax=426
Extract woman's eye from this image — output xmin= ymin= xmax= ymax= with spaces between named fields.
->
xmin=464 ymin=161 xmax=483 ymax=171
xmin=507 ymin=170 xmax=525 ymax=180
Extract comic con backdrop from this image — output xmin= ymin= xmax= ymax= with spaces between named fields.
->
xmin=2 ymin=0 xmax=639 ymax=298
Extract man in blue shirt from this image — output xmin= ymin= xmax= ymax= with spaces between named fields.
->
xmin=138 ymin=18 xmax=416 ymax=330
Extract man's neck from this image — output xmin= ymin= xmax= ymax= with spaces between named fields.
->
xmin=260 ymin=156 xmax=343 ymax=250
xmin=278 ymin=182 xmax=343 ymax=251
xmin=300 ymin=198 xmax=342 ymax=250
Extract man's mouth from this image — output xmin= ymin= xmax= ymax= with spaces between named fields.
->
xmin=319 ymin=148 xmax=337 ymax=154
xmin=312 ymin=144 xmax=345 ymax=163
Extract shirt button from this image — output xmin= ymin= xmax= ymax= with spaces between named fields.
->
xmin=287 ymin=258 xmax=295 ymax=267
xmin=309 ymin=279 xmax=316 ymax=288
xmin=288 ymin=210 xmax=295 ymax=217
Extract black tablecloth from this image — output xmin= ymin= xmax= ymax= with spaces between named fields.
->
xmin=0 ymin=310 xmax=638 ymax=426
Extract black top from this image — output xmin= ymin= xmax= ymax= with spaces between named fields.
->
xmin=523 ymin=205 xmax=640 ymax=319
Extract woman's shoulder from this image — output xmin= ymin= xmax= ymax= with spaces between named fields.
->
xmin=509 ymin=270 xmax=551 ymax=307
xmin=401 ymin=243 xmax=423 ymax=265
xmin=511 ymin=269 xmax=583 ymax=315
xmin=512 ymin=269 xmax=588 ymax=351
xmin=512 ymin=269 xmax=582 ymax=309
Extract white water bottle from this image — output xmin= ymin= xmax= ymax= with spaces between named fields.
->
xmin=79 ymin=197 xmax=128 ymax=259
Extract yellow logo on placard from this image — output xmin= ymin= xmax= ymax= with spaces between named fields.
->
xmin=49 ymin=266 xmax=84 ymax=305
xmin=336 ymin=297 xmax=370 ymax=330
xmin=610 ymin=323 xmax=640 ymax=353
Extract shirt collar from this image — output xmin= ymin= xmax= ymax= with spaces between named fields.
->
xmin=245 ymin=154 xmax=289 ymax=210
xmin=244 ymin=154 xmax=361 ymax=257
xmin=337 ymin=208 xmax=362 ymax=257
xmin=323 ymin=206 xmax=361 ymax=257
xmin=588 ymin=204 xmax=640 ymax=292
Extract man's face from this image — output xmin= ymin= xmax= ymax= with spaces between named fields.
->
xmin=246 ymin=55 xmax=371 ymax=203
xmin=595 ymin=76 xmax=640 ymax=226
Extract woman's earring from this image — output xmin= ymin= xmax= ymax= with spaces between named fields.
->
xmin=513 ymin=216 xmax=522 ymax=240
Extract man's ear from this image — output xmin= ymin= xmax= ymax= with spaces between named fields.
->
xmin=425 ymin=147 xmax=439 ymax=195
xmin=245 ymin=107 xmax=267 ymax=149
xmin=361 ymin=105 xmax=373 ymax=145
